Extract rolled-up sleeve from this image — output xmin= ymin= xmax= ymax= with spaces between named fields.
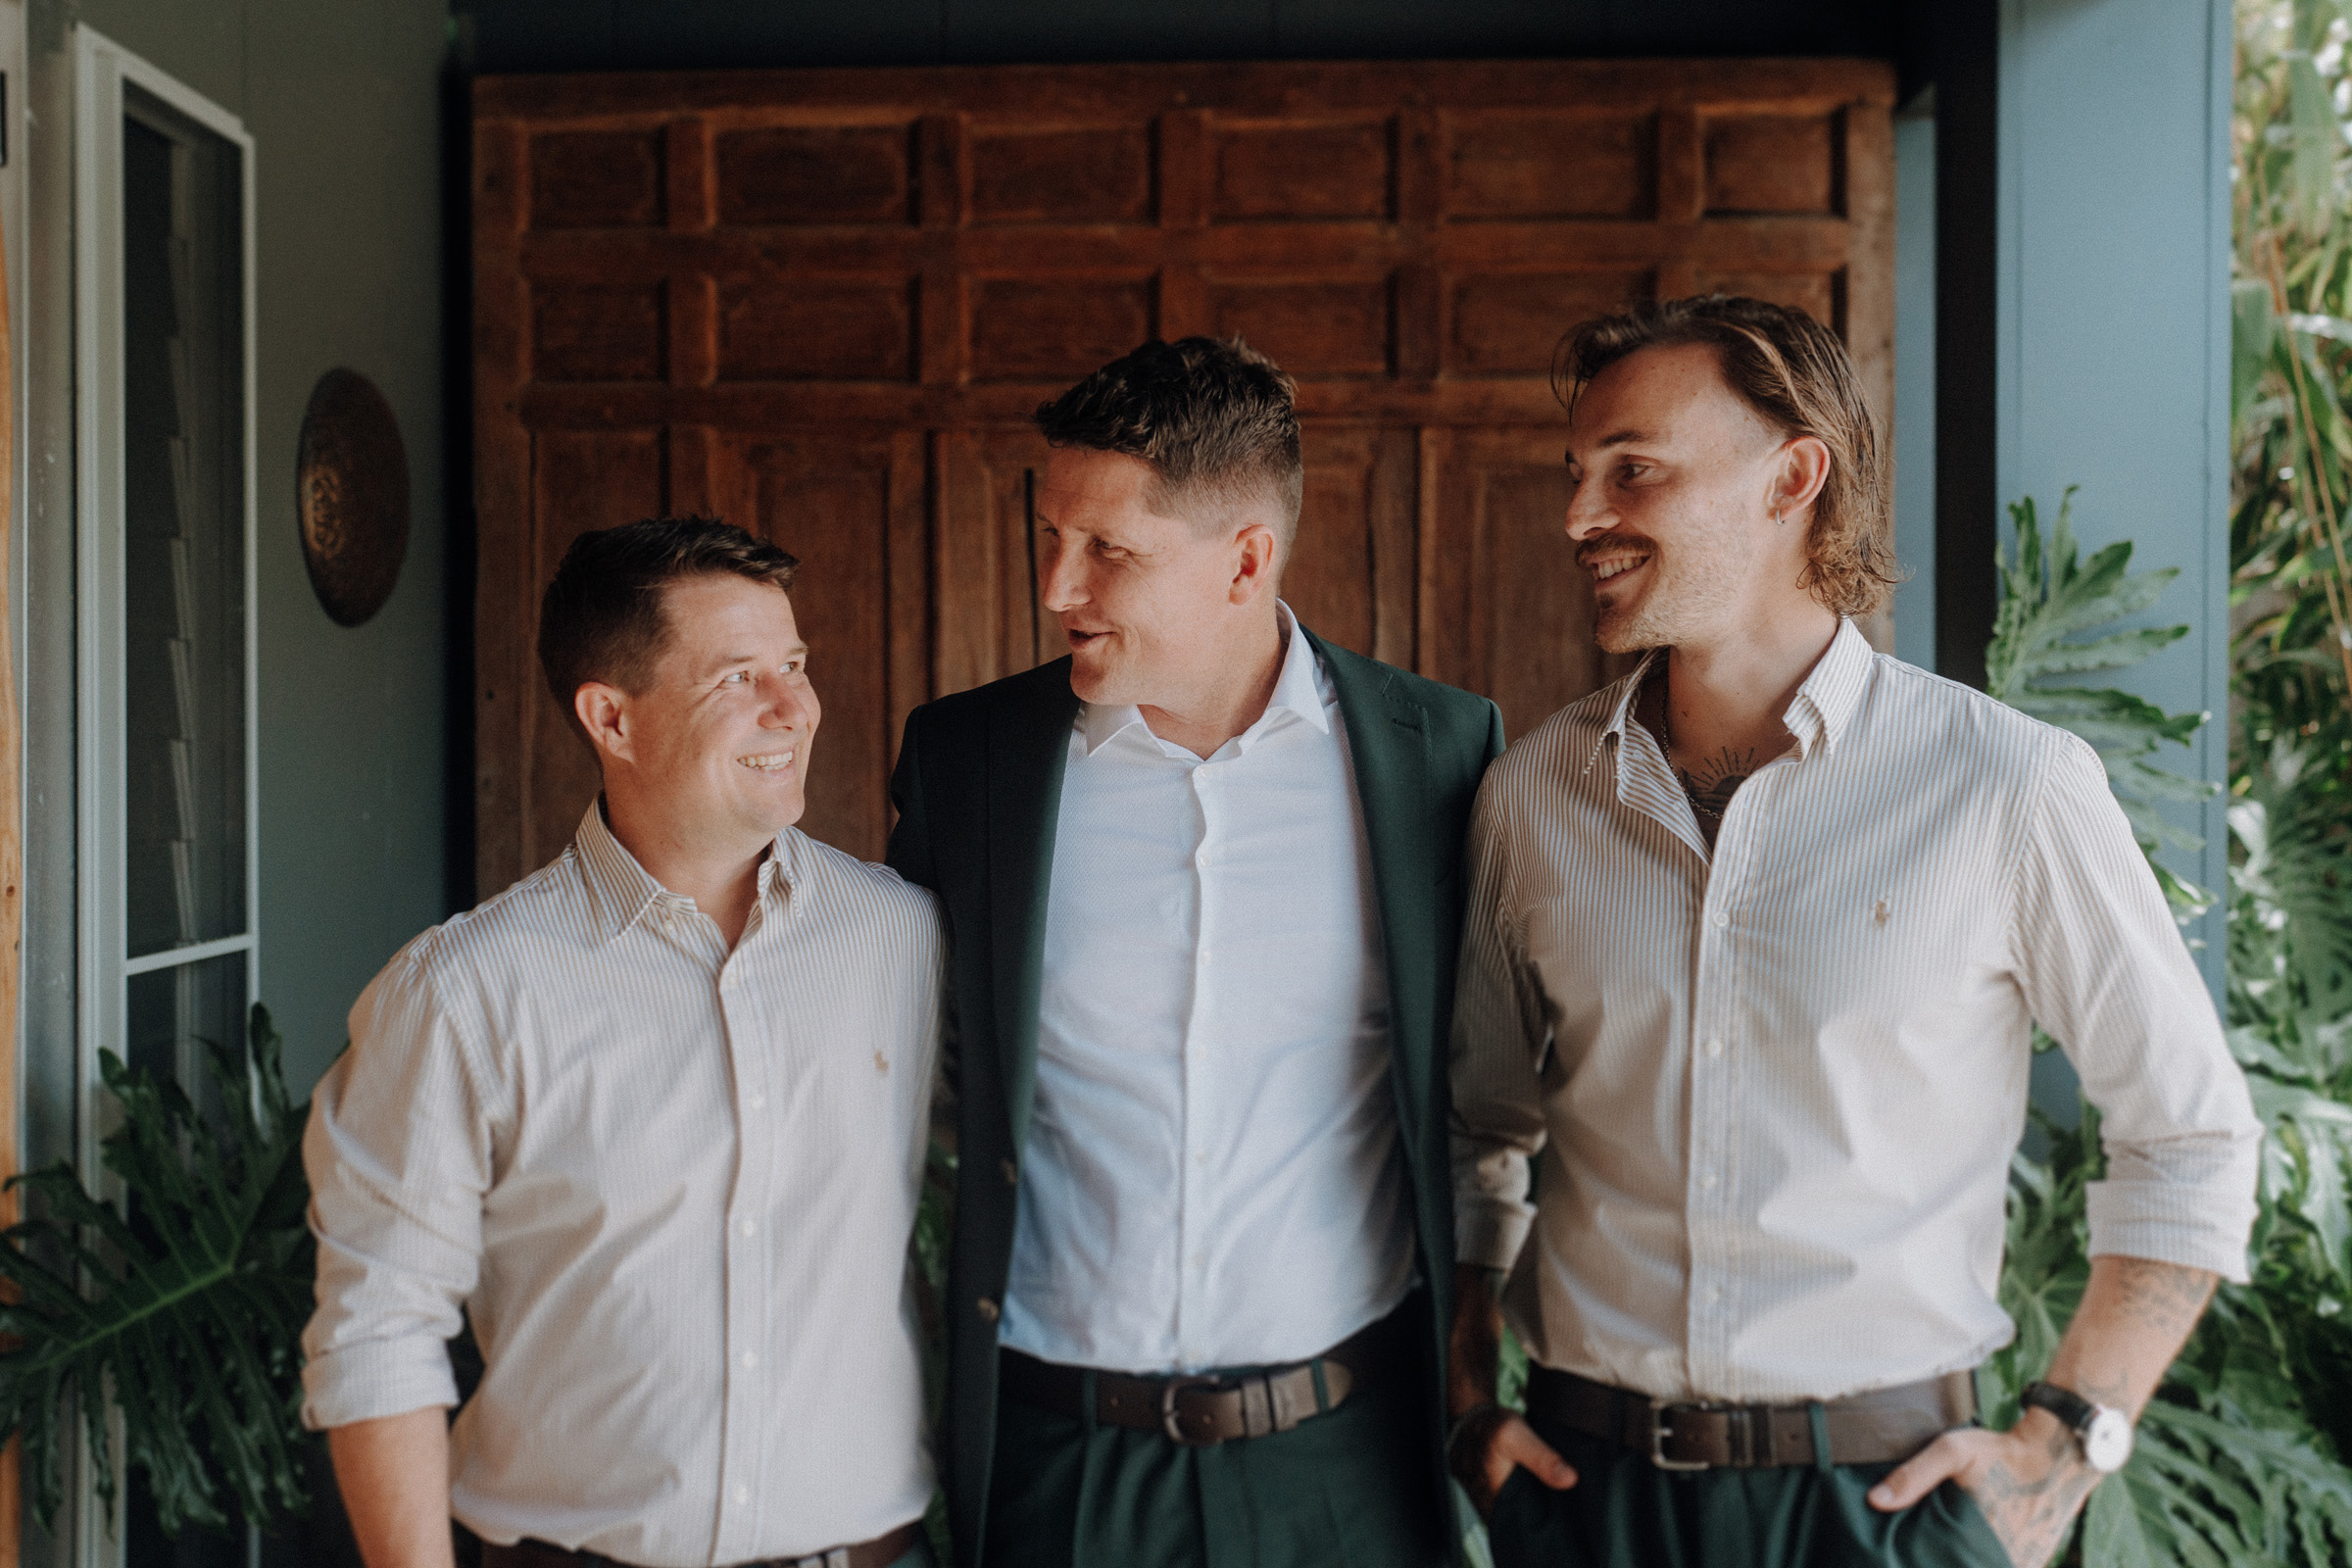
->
xmin=2012 ymin=733 xmax=2262 ymax=1282
xmin=300 ymin=933 xmax=496 ymax=1429
xmin=1448 ymin=777 xmax=1551 ymax=1274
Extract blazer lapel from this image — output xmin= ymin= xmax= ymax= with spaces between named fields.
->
xmin=1307 ymin=630 xmax=1439 ymax=1159
xmin=987 ymin=661 xmax=1081 ymax=1152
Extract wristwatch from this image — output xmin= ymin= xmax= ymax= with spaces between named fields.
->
xmin=2021 ymin=1381 xmax=2134 ymax=1472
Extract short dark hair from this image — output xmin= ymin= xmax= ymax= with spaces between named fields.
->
xmin=1556 ymin=295 xmax=1897 ymax=618
xmin=1034 ymin=336 xmax=1305 ymax=550
xmin=537 ymin=516 xmax=799 ymax=740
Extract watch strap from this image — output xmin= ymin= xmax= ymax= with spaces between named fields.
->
xmin=2021 ymin=1380 xmax=2097 ymax=1432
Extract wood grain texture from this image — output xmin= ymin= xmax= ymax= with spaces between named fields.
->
xmin=474 ymin=58 xmax=1896 ymax=891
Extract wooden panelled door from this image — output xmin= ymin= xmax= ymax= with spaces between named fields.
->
xmin=473 ymin=59 xmax=1894 ymax=890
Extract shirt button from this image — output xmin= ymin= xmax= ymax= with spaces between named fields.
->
xmin=1196 ymin=851 xmax=1209 ymax=868
xmin=976 ymin=1297 xmax=1001 ymax=1324
xmin=1705 ymin=1285 xmax=1724 ymax=1304
xmin=1192 ymin=1250 xmax=1206 ymax=1268
xmin=1713 ymin=912 xmax=1730 ymax=929
xmin=747 ymin=1093 xmax=766 ymax=1110
xmin=1700 ymin=1171 xmax=1718 ymax=1191
xmin=740 ymin=1220 xmax=758 ymax=1236
xmin=1001 ymin=1157 xmax=1018 ymax=1187
xmin=1194 ymin=1151 xmax=1207 ymax=1166
xmin=734 ymin=1485 xmax=750 ymax=1505
xmin=1200 ymin=946 xmax=1215 ymax=961
xmin=741 ymin=1350 xmax=759 ymax=1368
xmin=1705 ymin=1038 xmax=1725 ymax=1058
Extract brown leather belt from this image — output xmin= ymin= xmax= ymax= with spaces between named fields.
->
xmin=482 ymin=1520 xmax=921 ymax=1568
xmin=1524 ymin=1364 xmax=1978 ymax=1470
xmin=999 ymin=1309 xmax=1402 ymax=1446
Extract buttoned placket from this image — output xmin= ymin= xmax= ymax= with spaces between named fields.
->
xmin=1615 ymin=715 xmax=1771 ymax=1396
xmin=710 ymin=865 xmax=790 ymax=1563
xmin=1685 ymin=739 xmax=1814 ymax=1395
xmin=1175 ymin=752 xmax=1221 ymax=1372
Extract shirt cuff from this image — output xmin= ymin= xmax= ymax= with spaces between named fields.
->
xmin=1453 ymin=1197 xmax=1533 ymax=1273
xmin=2083 ymin=1178 xmax=2258 ymax=1286
xmin=300 ymin=1337 xmax=462 ymax=1432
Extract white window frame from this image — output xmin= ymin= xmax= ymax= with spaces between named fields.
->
xmin=70 ymin=29 xmax=258 ymax=1560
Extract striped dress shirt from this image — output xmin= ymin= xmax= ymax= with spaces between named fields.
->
xmin=1450 ymin=619 xmax=2261 ymax=1404
xmin=301 ymin=804 xmax=946 ymax=1568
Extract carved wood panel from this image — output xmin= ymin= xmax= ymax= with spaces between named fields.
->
xmin=476 ymin=59 xmax=1894 ymax=889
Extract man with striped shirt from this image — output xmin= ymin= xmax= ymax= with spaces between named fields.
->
xmin=1446 ymin=297 xmax=2260 ymax=1568
xmin=303 ymin=519 xmax=946 ymax=1568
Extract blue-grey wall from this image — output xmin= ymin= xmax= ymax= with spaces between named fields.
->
xmin=1993 ymin=0 xmax=2232 ymax=991
xmin=37 ymin=0 xmax=453 ymax=1092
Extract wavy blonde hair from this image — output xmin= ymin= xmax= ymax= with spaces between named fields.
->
xmin=1556 ymin=295 xmax=1898 ymax=617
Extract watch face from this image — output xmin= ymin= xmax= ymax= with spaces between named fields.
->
xmin=2083 ymin=1407 xmax=2134 ymax=1472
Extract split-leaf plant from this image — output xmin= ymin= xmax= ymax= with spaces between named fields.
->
xmin=1986 ymin=494 xmax=2352 ymax=1567
xmin=0 ymin=1004 xmax=315 ymax=1537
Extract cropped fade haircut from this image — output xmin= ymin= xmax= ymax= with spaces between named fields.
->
xmin=1556 ymin=295 xmax=1897 ymax=618
xmin=538 ymin=516 xmax=799 ymax=743
xmin=1034 ymin=336 xmax=1305 ymax=551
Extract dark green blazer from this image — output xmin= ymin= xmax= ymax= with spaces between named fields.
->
xmin=886 ymin=628 xmax=1504 ymax=1568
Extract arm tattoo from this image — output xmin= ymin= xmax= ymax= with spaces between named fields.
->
xmin=1970 ymin=1420 xmax=2101 ymax=1568
xmin=2112 ymin=1257 xmax=2218 ymax=1337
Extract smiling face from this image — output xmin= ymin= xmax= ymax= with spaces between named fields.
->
xmin=582 ymin=572 xmax=822 ymax=858
xmin=1034 ymin=445 xmax=1279 ymax=710
xmin=1564 ymin=340 xmax=1820 ymax=655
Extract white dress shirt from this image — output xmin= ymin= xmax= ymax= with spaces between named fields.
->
xmin=1001 ymin=605 xmax=1417 ymax=1374
xmin=1451 ymin=620 xmax=2261 ymax=1404
xmin=302 ymin=804 xmax=946 ymax=1567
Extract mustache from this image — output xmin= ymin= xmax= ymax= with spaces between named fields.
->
xmin=1575 ymin=531 xmax=1656 ymax=570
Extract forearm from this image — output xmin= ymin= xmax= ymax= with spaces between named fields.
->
xmin=1448 ymin=1263 xmax=1504 ymax=1416
xmin=2042 ymin=1252 xmax=2217 ymax=1417
xmin=328 ymin=1408 xmax=456 ymax=1568
xmin=1875 ymin=1253 xmax=2219 ymax=1565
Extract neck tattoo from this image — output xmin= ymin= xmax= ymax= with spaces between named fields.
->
xmin=1657 ymin=663 xmax=1762 ymax=845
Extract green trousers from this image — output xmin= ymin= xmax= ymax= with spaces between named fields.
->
xmin=981 ymin=1369 xmax=1447 ymax=1568
xmin=1487 ymin=1411 xmax=2009 ymax=1568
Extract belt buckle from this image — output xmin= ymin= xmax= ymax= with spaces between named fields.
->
xmin=1160 ymin=1373 xmax=1225 ymax=1446
xmin=1648 ymin=1396 xmax=1711 ymax=1472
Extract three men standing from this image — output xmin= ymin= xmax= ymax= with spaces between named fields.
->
xmin=888 ymin=337 xmax=1502 ymax=1568
xmin=304 ymin=303 xmax=2259 ymax=1568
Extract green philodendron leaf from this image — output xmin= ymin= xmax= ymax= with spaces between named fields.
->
xmin=1981 ymin=471 xmax=2352 ymax=1564
xmin=1987 ymin=491 xmax=2218 ymax=915
xmin=0 ymin=1004 xmax=316 ymax=1536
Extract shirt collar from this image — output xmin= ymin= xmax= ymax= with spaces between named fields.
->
xmin=1784 ymin=617 xmax=1872 ymax=760
xmin=1075 ymin=600 xmax=1331 ymax=757
xmin=573 ymin=798 xmax=797 ymax=945
xmin=1585 ymin=617 xmax=1871 ymax=772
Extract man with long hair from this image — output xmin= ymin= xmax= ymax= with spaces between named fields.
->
xmin=1447 ymin=297 xmax=2260 ymax=1568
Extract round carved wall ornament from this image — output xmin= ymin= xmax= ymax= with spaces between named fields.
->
xmin=297 ymin=368 xmax=410 ymax=627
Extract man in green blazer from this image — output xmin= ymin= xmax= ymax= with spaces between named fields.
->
xmin=887 ymin=337 xmax=1502 ymax=1568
